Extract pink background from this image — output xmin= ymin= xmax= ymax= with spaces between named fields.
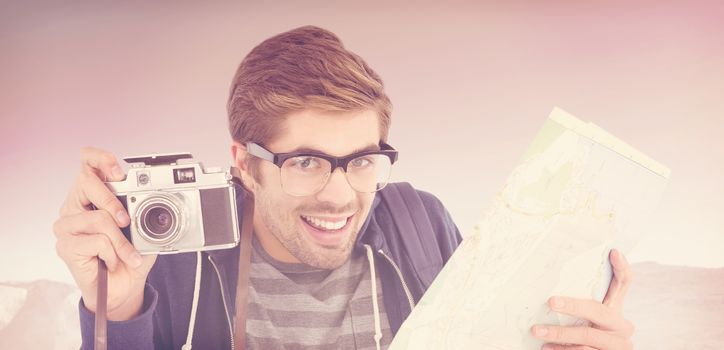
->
xmin=1 ymin=1 xmax=723 ymax=285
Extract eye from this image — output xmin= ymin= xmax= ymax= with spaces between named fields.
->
xmin=288 ymin=156 xmax=322 ymax=170
xmin=350 ymin=157 xmax=372 ymax=168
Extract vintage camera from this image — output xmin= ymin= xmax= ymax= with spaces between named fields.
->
xmin=105 ymin=153 xmax=241 ymax=255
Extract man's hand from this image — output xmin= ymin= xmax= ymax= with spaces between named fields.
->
xmin=530 ymin=249 xmax=635 ymax=350
xmin=53 ymin=147 xmax=157 ymax=321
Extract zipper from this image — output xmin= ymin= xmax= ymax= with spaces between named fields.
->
xmin=208 ymin=255 xmax=235 ymax=350
xmin=377 ymin=249 xmax=415 ymax=311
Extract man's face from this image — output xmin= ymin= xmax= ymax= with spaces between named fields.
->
xmin=237 ymin=109 xmax=380 ymax=269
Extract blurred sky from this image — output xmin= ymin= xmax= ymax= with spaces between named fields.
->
xmin=1 ymin=1 xmax=723 ymax=284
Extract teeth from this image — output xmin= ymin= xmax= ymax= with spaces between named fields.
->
xmin=301 ymin=215 xmax=348 ymax=231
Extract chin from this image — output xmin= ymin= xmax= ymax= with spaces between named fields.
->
xmin=296 ymin=221 xmax=360 ymax=269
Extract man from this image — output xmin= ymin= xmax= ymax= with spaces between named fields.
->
xmin=53 ymin=26 xmax=635 ymax=349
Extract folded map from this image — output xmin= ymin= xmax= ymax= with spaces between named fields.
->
xmin=389 ymin=107 xmax=670 ymax=349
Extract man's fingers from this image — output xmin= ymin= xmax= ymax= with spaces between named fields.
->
xmin=531 ymin=325 xmax=634 ymax=350
xmin=547 ymin=296 xmax=633 ymax=334
xmin=76 ymin=171 xmax=130 ymax=227
xmin=53 ymin=211 xmax=141 ymax=268
xmin=602 ymin=249 xmax=633 ymax=309
xmin=80 ymin=147 xmax=125 ymax=182
xmin=56 ymin=233 xmax=120 ymax=272
xmin=58 ymin=148 xmax=127 ymax=226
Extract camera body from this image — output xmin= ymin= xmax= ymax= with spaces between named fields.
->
xmin=106 ymin=153 xmax=240 ymax=255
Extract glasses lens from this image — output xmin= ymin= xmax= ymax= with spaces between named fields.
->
xmin=279 ymin=154 xmax=393 ymax=196
xmin=346 ymin=154 xmax=393 ymax=192
xmin=280 ymin=156 xmax=332 ymax=196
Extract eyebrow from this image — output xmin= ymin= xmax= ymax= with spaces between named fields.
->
xmin=287 ymin=143 xmax=380 ymax=155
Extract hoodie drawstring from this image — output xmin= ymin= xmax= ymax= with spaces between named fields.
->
xmin=182 ymin=251 xmax=203 ymax=350
xmin=364 ymin=244 xmax=383 ymax=350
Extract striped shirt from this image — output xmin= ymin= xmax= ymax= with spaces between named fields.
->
xmin=246 ymin=237 xmax=393 ymax=349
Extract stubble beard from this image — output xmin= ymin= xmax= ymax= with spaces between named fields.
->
xmin=256 ymin=189 xmax=362 ymax=269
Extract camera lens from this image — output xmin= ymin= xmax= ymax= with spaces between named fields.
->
xmin=144 ymin=205 xmax=175 ymax=238
xmin=138 ymin=200 xmax=181 ymax=244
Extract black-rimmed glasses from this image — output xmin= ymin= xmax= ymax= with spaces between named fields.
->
xmin=245 ymin=142 xmax=399 ymax=197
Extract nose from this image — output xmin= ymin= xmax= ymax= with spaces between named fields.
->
xmin=314 ymin=167 xmax=356 ymax=207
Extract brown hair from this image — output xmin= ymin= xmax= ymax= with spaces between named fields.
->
xmin=227 ymin=25 xmax=392 ymax=151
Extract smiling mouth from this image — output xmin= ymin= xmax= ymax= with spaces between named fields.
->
xmin=300 ymin=214 xmax=353 ymax=231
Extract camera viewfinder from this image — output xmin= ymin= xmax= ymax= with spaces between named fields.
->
xmin=174 ymin=168 xmax=196 ymax=184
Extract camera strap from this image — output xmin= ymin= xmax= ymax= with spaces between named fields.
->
xmin=95 ymin=259 xmax=109 ymax=350
xmin=233 ymin=190 xmax=254 ymax=350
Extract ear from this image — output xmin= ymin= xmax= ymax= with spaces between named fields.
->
xmin=231 ymin=141 xmax=258 ymax=193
